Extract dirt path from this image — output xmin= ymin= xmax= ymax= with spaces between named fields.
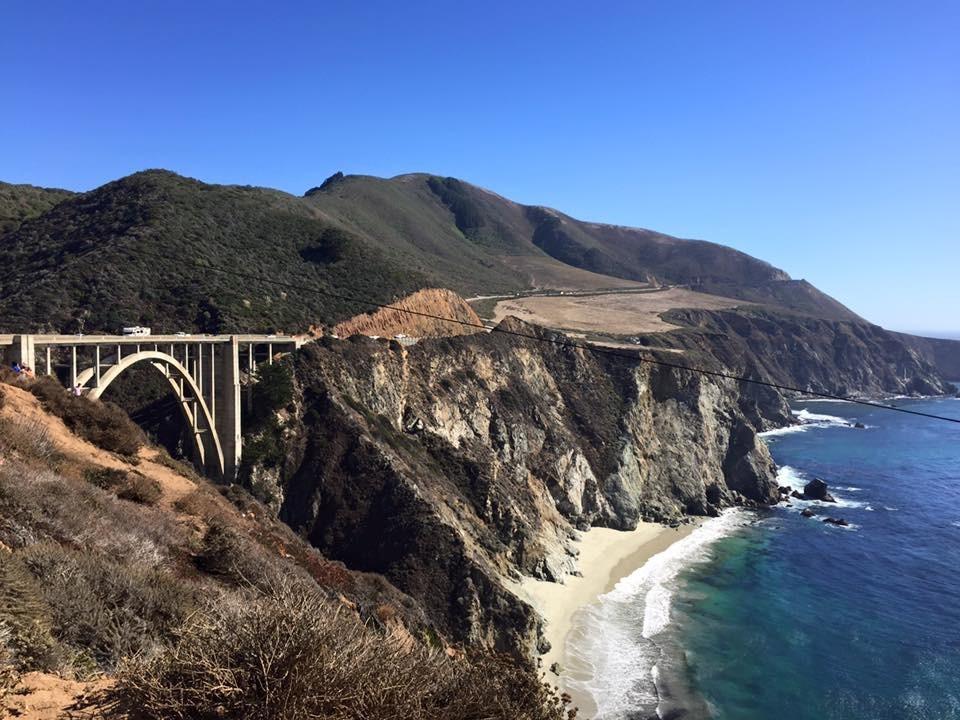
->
xmin=1 ymin=671 xmax=116 ymax=719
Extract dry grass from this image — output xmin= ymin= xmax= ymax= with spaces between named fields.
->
xmin=17 ymin=544 xmax=195 ymax=674
xmin=0 ymin=560 xmax=61 ymax=674
xmin=0 ymin=461 xmax=180 ymax=566
xmin=0 ymin=621 xmax=19 ymax=700
xmin=117 ymin=576 xmax=575 ymax=720
xmin=0 ymin=416 xmax=62 ymax=467
xmin=505 ymin=255 xmax=647 ymax=292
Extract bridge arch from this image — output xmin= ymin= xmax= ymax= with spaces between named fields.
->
xmin=85 ymin=350 xmax=225 ymax=477
xmin=5 ymin=333 xmax=304 ymax=480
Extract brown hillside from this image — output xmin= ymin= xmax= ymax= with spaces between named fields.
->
xmin=332 ymin=288 xmax=485 ymax=339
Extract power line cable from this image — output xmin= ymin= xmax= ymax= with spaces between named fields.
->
xmin=125 ymin=248 xmax=960 ymax=426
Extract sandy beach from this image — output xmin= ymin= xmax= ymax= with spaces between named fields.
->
xmin=517 ymin=522 xmax=697 ymax=717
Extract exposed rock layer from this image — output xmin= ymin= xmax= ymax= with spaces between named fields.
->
xmin=254 ymin=319 xmax=784 ymax=654
xmin=330 ymin=288 xmax=485 ymax=340
xmin=643 ymin=308 xmax=955 ymax=398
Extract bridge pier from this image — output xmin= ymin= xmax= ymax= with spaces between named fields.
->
xmin=7 ymin=335 xmax=36 ymax=370
xmin=215 ymin=336 xmax=242 ymax=480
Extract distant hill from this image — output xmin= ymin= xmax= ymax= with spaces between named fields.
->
xmin=305 ymin=173 xmax=861 ymax=321
xmin=0 ymin=181 xmax=74 ymax=235
xmin=0 ymin=171 xmax=442 ymax=333
xmin=0 ymin=169 xmax=870 ymax=335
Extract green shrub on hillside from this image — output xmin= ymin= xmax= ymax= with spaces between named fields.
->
xmin=84 ymin=467 xmax=162 ymax=506
xmin=0 ymin=171 xmax=434 ymax=334
xmin=0 ymin=560 xmax=61 ymax=673
xmin=29 ymin=376 xmax=144 ymax=456
xmin=250 ymin=363 xmax=294 ymax=426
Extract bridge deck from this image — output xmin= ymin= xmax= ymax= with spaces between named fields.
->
xmin=0 ymin=334 xmax=304 ymax=347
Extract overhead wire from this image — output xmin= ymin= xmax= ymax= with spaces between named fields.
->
xmin=120 ymin=248 xmax=960 ymax=425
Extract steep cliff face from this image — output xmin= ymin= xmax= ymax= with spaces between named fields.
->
xmin=646 ymin=308 xmax=954 ymax=398
xmin=250 ymin=319 xmax=783 ymax=655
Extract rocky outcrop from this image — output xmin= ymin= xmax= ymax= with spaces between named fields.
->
xmin=802 ymin=478 xmax=836 ymax=502
xmin=329 ymin=288 xmax=485 ymax=340
xmin=641 ymin=308 xmax=955 ymax=400
xmin=251 ymin=318 xmax=782 ymax=655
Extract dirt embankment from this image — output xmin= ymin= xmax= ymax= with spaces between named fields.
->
xmin=331 ymin=288 xmax=485 ymax=339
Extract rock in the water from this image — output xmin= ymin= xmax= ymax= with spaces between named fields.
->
xmin=778 ymin=485 xmax=792 ymax=495
xmin=790 ymin=490 xmax=804 ymax=500
xmin=802 ymin=478 xmax=836 ymax=502
xmin=822 ymin=517 xmax=849 ymax=526
xmin=800 ymin=508 xmax=816 ymax=518
xmin=854 ymin=422 xmax=866 ymax=429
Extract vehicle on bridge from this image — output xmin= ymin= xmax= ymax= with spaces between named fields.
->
xmin=122 ymin=326 xmax=152 ymax=336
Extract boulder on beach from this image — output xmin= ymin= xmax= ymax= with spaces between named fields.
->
xmin=802 ymin=478 xmax=836 ymax=503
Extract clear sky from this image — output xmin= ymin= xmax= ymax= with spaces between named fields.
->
xmin=3 ymin=1 xmax=957 ymax=335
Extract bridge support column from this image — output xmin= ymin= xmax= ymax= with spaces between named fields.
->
xmin=215 ymin=336 xmax=242 ymax=480
xmin=7 ymin=335 xmax=36 ymax=370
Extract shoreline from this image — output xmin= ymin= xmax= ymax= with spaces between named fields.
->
xmin=516 ymin=521 xmax=698 ymax=717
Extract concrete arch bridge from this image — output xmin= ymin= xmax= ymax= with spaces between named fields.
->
xmin=1 ymin=333 xmax=304 ymax=479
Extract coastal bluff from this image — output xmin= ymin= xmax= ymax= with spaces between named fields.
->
xmin=240 ymin=317 xmax=785 ymax=656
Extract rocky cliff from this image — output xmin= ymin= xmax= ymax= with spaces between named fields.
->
xmin=642 ymin=308 xmax=955 ymax=399
xmin=244 ymin=318 xmax=785 ymax=656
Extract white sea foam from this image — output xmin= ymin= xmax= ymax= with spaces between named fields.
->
xmin=775 ymin=466 xmax=867 ymax=509
xmin=563 ymin=511 xmax=747 ymax=719
xmin=759 ymin=424 xmax=811 ymax=438
xmin=792 ymin=408 xmax=851 ymax=424
xmin=760 ymin=407 xmax=856 ymax=437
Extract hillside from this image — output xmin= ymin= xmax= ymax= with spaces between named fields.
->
xmin=306 ymin=173 xmax=860 ymax=321
xmin=0 ymin=182 xmax=74 ymax=236
xmin=0 ymin=169 xmax=859 ymax=336
xmin=3 ymin=167 xmax=958 ymax=386
xmin=0 ymin=377 xmax=571 ymax=720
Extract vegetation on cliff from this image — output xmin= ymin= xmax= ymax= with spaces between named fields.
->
xmin=0 ymin=380 xmax=574 ymax=719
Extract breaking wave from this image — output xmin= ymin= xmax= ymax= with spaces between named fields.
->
xmin=760 ymin=407 xmax=857 ymax=438
xmin=563 ymin=511 xmax=748 ymax=719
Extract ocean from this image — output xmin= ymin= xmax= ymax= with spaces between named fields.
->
xmin=565 ymin=395 xmax=960 ymax=719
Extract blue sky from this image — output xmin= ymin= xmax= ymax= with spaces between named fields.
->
xmin=3 ymin=1 xmax=957 ymax=335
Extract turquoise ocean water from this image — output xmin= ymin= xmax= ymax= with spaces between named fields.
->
xmin=565 ymin=395 xmax=960 ymax=719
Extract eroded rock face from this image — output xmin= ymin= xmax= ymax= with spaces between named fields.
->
xmin=648 ymin=308 xmax=955 ymax=401
xmin=260 ymin=319 xmax=782 ymax=655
